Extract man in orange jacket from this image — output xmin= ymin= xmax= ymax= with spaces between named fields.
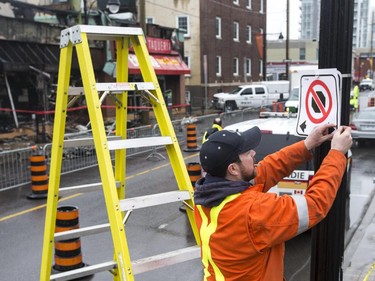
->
xmin=194 ymin=124 xmax=352 ymax=281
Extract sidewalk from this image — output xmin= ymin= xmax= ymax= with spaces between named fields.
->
xmin=343 ymin=177 xmax=375 ymax=281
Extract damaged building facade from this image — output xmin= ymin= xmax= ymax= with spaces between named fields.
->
xmin=0 ymin=0 xmax=190 ymax=142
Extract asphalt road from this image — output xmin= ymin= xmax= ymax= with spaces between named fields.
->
xmin=0 ymin=140 xmax=374 ymax=281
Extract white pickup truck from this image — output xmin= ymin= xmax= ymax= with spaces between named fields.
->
xmin=211 ymin=84 xmax=288 ymax=112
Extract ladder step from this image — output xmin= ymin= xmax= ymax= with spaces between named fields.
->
xmin=68 ymin=82 xmax=155 ymax=95
xmin=59 ymin=181 xmax=120 ymax=194
xmin=108 ymin=136 xmax=173 ymax=150
xmin=50 ymin=261 xmax=117 ymax=281
xmin=54 ymin=223 xmax=110 ymax=241
xmin=119 ymin=191 xmax=191 ymax=212
xmin=63 ymin=136 xmax=119 ymax=148
xmin=71 ymin=25 xmax=143 ymax=40
xmin=50 ymin=246 xmax=200 ymax=280
xmin=132 ymin=246 xmax=201 ymax=275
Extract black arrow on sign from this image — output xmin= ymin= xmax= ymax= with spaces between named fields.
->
xmin=300 ymin=120 xmax=307 ymax=132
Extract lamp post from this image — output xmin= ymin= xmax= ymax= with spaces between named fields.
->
xmin=83 ymin=0 xmax=120 ymax=24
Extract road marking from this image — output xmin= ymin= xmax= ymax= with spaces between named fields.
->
xmin=0 ymin=193 xmax=81 ymax=222
xmin=0 ymin=153 xmax=199 ymax=222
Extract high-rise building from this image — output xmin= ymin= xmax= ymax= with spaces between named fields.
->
xmin=300 ymin=0 xmax=371 ymax=48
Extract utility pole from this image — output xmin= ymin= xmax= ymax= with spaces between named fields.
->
xmin=285 ymin=0 xmax=290 ymax=81
xmin=310 ymin=0 xmax=354 ymax=280
xmin=139 ymin=0 xmax=146 ymax=32
xmin=263 ymin=32 xmax=267 ymax=81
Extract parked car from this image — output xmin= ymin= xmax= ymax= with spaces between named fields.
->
xmin=359 ymin=78 xmax=374 ymax=91
xmin=284 ymin=87 xmax=299 ymax=113
xmin=350 ymin=106 xmax=375 ymax=147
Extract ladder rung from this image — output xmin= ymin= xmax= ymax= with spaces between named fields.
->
xmin=120 ymin=191 xmax=191 ymax=212
xmin=50 ymin=261 xmax=116 ymax=281
xmin=108 ymin=136 xmax=173 ymax=150
xmin=132 ymin=246 xmax=201 ymax=275
xmin=63 ymin=136 xmax=120 ymax=148
xmin=54 ymin=223 xmax=110 ymax=241
xmin=59 ymin=181 xmax=120 ymax=193
xmin=68 ymin=82 xmax=155 ymax=95
xmin=50 ymin=246 xmax=200 ymax=280
xmin=96 ymin=82 xmax=156 ymax=92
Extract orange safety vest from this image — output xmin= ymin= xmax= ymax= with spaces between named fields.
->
xmin=194 ymin=141 xmax=347 ymax=281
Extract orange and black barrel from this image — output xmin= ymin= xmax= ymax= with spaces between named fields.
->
xmin=183 ymin=124 xmax=200 ymax=152
xmin=53 ymin=206 xmax=85 ymax=272
xmin=186 ymin=162 xmax=202 ymax=189
xmin=27 ymin=154 xmax=48 ymax=199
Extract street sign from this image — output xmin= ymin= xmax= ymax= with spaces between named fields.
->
xmin=296 ymin=69 xmax=341 ymax=136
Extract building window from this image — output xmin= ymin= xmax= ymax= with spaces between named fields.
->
xmin=246 ymin=58 xmax=251 ymax=76
xmin=184 ymin=56 xmax=191 ymax=77
xmin=259 ymin=60 xmax=263 ymax=77
xmin=146 ymin=17 xmax=154 ymax=24
xmin=177 ymin=16 xmax=190 ymax=37
xmin=233 ymin=21 xmax=239 ymax=41
xmin=247 ymin=0 xmax=252 ymax=9
xmin=246 ymin=25 xmax=252 ymax=44
xmin=216 ymin=17 xmax=222 ymax=39
xmin=233 ymin=57 xmax=239 ymax=76
xmin=233 ymin=0 xmax=239 ymax=5
xmin=259 ymin=0 xmax=263 ymax=13
xmin=216 ymin=56 xmax=222 ymax=76
xmin=300 ymin=48 xmax=306 ymax=60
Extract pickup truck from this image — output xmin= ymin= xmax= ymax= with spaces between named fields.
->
xmin=212 ymin=84 xmax=287 ymax=112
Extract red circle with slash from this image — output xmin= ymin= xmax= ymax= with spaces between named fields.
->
xmin=305 ymin=80 xmax=333 ymax=124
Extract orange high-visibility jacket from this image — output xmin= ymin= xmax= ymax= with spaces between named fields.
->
xmin=194 ymin=141 xmax=347 ymax=281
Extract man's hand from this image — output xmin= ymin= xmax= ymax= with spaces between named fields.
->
xmin=304 ymin=123 xmax=336 ymax=151
xmin=331 ymin=126 xmax=352 ymax=154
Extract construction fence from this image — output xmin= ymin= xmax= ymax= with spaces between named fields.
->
xmin=0 ymin=108 xmax=258 ymax=191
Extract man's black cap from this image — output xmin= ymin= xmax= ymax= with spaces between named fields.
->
xmin=200 ymin=127 xmax=261 ymax=176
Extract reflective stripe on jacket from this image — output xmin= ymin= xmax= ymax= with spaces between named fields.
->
xmin=194 ymin=141 xmax=347 ymax=281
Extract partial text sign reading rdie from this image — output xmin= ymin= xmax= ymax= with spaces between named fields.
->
xmin=296 ymin=69 xmax=342 ymax=136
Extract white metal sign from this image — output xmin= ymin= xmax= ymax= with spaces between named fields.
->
xmin=296 ymin=69 xmax=342 ymax=136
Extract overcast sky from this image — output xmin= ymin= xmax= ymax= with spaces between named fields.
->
xmin=267 ymin=0 xmax=375 ymax=40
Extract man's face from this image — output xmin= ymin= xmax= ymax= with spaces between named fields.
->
xmin=237 ymin=149 xmax=257 ymax=182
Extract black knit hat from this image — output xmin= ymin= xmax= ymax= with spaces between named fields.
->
xmin=200 ymin=127 xmax=261 ymax=176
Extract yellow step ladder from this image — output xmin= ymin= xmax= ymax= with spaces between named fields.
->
xmin=40 ymin=25 xmax=200 ymax=281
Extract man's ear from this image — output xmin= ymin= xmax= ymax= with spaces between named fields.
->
xmin=227 ymin=163 xmax=240 ymax=177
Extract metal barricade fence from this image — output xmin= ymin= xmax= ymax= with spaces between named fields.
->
xmin=0 ymin=146 xmax=37 ymax=191
xmin=1 ymin=109 xmax=259 ymax=191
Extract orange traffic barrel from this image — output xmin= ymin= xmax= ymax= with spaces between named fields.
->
xmin=53 ymin=206 xmax=85 ymax=272
xmin=186 ymin=162 xmax=202 ymax=188
xmin=27 ymin=155 xmax=48 ymax=199
xmin=183 ymin=124 xmax=200 ymax=152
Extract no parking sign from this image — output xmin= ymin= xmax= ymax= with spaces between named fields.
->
xmin=296 ymin=69 xmax=342 ymax=136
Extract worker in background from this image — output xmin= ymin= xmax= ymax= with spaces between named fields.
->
xmin=350 ymin=82 xmax=359 ymax=111
xmin=194 ymin=124 xmax=352 ymax=280
xmin=202 ymin=117 xmax=223 ymax=143
xmin=353 ymin=83 xmax=359 ymax=99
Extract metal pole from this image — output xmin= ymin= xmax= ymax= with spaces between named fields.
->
xmin=310 ymin=0 xmax=354 ymax=280
xmin=140 ymin=0 xmax=146 ymax=32
xmin=203 ymin=54 xmax=208 ymax=114
xmin=285 ymin=0 xmax=290 ymax=81
xmin=263 ymin=33 xmax=267 ymax=81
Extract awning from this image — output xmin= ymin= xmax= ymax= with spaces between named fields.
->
xmin=0 ymin=40 xmax=60 ymax=72
xmin=0 ymin=40 xmax=104 ymax=73
xmin=128 ymin=54 xmax=190 ymax=75
xmin=103 ymin=54 xmax=191 ymax=77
